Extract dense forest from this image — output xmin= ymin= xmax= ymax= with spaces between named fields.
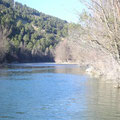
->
xmin=0 ymin=0 xmax=68 ymax=63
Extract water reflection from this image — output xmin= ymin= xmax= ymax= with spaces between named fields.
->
xmin=0 ymin=63 xmax=120 ymax=120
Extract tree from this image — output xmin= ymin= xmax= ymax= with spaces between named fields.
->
xmin=23 ymin=34 xmax=29 ymax=42
xmin=0 ymin=25 xmax=10 ymax=63
xmin=17 ymin=20 xmax=22 ymax=28
xmin=55 ymin=0 xmax=120 ymax=82
xmin=55 ymin=39 xmax=71 ymax=63
xmin=79 ymin=0 xmax=120 ymax=61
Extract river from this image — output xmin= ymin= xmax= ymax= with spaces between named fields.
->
xmin=0 ymin=63 xmax=120 ymax=120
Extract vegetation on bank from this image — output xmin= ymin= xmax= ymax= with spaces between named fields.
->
xmin=55 ymin=0 xmax=120 ymax=82
xmin=0 ymin=0 xmax=68 ymax=63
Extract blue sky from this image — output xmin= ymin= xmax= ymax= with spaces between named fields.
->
xmin=15 ymin=0 xmax=85 ymax=23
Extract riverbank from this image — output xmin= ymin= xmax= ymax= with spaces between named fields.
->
xmin=1 ymin=60 xmax=119 ymax=86
xmin=56 ymin=60 xmax=120 ymax=87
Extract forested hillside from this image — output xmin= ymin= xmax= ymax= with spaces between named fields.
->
xmin=0 ymin=0 xmax=68 ymax=63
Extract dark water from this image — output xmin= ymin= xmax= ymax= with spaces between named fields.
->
xmin=0 ymin=63 xmax=120 ymax=120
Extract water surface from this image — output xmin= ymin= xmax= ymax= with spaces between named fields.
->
xmin=0 ymin=63 xmax=120 ymax=120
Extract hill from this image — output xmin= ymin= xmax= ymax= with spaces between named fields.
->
xmin=0 ymin=0 xmax=68 ymax=63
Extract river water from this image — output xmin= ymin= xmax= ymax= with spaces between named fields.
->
xmin=0 ymin=63 xmax=120 ymax=120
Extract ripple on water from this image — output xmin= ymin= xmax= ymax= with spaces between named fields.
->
xmin=0 ymin=116 xmax=15 ymax=119
xmin=16 ymin=112 xmax=25 ymax=114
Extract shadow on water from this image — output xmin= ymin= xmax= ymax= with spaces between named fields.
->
xmin=0 ymin=63 xmax=120 ymax=120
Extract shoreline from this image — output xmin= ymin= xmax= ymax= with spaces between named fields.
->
xmin=0 ymin=61 xmax=119 ymax=87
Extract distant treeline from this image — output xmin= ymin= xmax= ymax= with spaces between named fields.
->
xmin=0 ymin=0 xmax=68 ymax=63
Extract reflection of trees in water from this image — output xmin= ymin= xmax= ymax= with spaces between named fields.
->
xmin=85 ymin=79 xmax=120 ymax=119
xmin=54 ymin=65 xmax=86 ymax=75
xmin=0 ymin=65 xmax=56 ymax=79
xmin=0 ymin=64 xmax=87 ymax=79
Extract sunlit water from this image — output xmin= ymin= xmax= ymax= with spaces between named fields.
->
xmin=0 ymin=63 xmax=120 ymax=120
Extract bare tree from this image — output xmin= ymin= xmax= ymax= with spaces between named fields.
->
xmin=55 ymin=0 xmax=120 ymax=84
xmin=55 ymin=39 xmax=72 ymax=63
xmin=75 ymin=0 xmax=120 ymax=81
xmin=0 ymin=25 xmax=10 ymax=63
xmin=79 ymin=0 xmax=120 ymax=61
